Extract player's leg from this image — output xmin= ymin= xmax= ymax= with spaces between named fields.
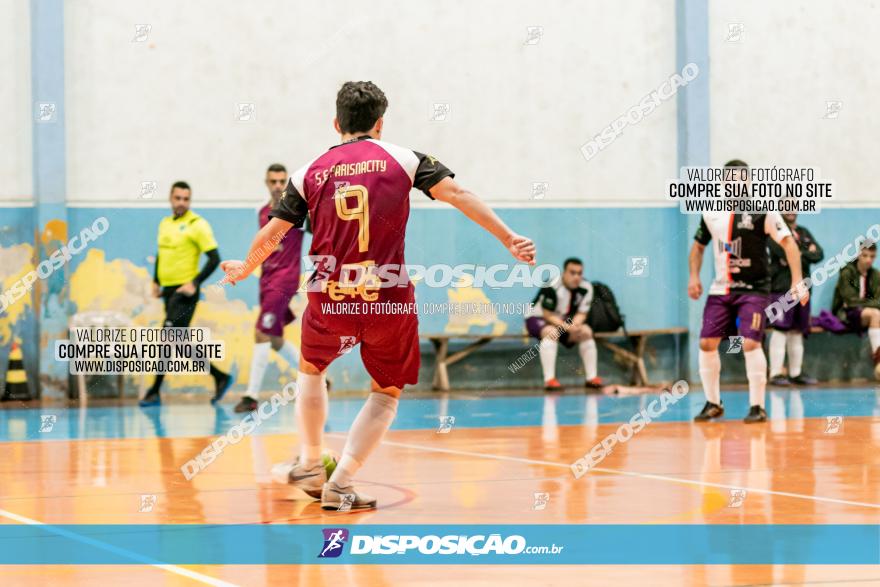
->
xmin=768 ymin=329 xmax=789 ymax=385
xmin=767 ymin=291 xmax=796 ymax=385
xmin=157 ymin=286 xmax=230 ymax=405
xmin=141 ymin=289 xmax=206 ymax=406
xmin=140 ymin=289 xmax=174 ymax=406
xmin=270 ymin=357 xmax=331 ymax=498
xmin=268 ymin=291 xmax=301 ymax=369
xmin=694 ymin=295 xmax=734 ymax=421
xmin=737 ymin=295 xmax=770 ymax=423
xmin=270 ymin=305 xmax=338 ymax=498
xmin=785 ymin=331 xmax=805 ymax=379
xmin=786 ymin=298 xmax=816 ymax=385
xmin=325 ymin=307 xmax=418 ymax=509
xmin=238 ymin=289 xmax=294 ymax=411
xmin=526 ymin=317 xmax=561 ymax=390
xmin=322 ymin=382 xmax=399 ymax=510
xmin=861 ymin=307 xmax=880 ymax=379
xmin=568 ymin=325 xmax=601 ymax=389
xmin=238 ymin=329 xmax=272 ymax=412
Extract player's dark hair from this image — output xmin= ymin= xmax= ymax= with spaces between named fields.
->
xmin=724 ymin=159 xmax=748 ymax=169
xmin=336 ymin=81 xmax=388 ymax=134
xmin=170 ymin=181 xmax=191 ymax=193
xmin=861 ymin=240 xmax=877 ymax=252
xmin=266 ymin=163 xmax=287 ymax=174
xmin=563 ymin=257 xmax=583 ymax=270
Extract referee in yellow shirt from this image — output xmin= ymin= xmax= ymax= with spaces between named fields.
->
xmin=139 ymin=181 xmax=232 ymax=407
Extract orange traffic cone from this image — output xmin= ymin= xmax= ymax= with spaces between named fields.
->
xmin=1 ymin=339 xmax=31 ymax=401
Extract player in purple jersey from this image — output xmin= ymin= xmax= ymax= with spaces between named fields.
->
xmin=220 ymin=81 xmax=535 ymax=509
xmin=233 ymin=164 xmax=307 ymax=413
xmin=688 ymin=160 xmax=808 ymax=423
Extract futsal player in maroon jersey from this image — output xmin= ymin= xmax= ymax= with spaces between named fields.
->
xmin=233 ymin=164 xmax=305 ymax=413
xmin=220 ymin=81 xmax=535 ymax=509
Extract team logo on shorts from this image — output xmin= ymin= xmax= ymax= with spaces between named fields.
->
xmin=338 ymin=336 xmax=357 ymax=355
xmin=261 ymin=312 xmax=276 ymax=329
xmin=318 ymin=528 xmax=349 ymax=558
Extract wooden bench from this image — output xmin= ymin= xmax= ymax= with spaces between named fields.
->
xmin=422 ymin=327 xmax=688 ymax=391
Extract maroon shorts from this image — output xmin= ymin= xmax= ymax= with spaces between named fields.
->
xmin=256 ymin=288 xmax=296 ymax=337
xmin=700 ymin=292 xmax=769 ymax=342
xmin=301 ymin=288 xmax=420 ymax=389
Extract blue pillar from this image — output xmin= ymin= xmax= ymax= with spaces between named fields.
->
xmin=31 ymin=0 xmax=69 ymax=397
xmin=675 ymin=0 xmax=710 ymax=380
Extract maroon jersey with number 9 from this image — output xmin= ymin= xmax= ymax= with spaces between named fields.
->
xmin=269 ymin=136 xmax=454 ymax=388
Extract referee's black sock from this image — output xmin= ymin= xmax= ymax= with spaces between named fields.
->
xmin=210 ymin=364 xmax=227 ymax=380
xmin=146 ymin=375 xmax=164 ymax=396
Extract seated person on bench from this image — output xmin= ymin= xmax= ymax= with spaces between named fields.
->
xmin=832 ymin=240 xmax=880 ymax=380
xmin=524 ymin=257 xmax=601 ymax=391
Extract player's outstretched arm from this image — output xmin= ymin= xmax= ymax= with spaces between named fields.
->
xmin=429 ymin=176 xmax=535 ymax=265
xmin=780 ymin=235 xmax=809 ymax=306
xmin=219 ymin=217 xmax=293 ymax=285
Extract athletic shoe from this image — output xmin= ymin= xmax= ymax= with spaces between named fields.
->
xmin=693 ymin=401 xmax=724 ymax=422
xmin=234 ymin=395 xmax=258 ymax=413
xmin=769 ymin=374 xmax=791 ymax=386
xmin=544 ymin=378 xmax=563 ymax=391
xmin=789 ymin=373 xmax=818 ymax=386
xmin=743 ymin=405 xmax=768 ymax=423
xmin=584 ymin=377 xmax=604 ymax=389
xmin=321 ymin=480 xmax=377 ymax=511
xmin=271 ymin=457 xmax=327 ymax=499
xmin=138 ymin=391 xmax=161 ymax=408
xmin=210 ymin=370 xmax=233 ymax=406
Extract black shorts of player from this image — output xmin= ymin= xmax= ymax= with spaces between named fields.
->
xmin=161 ymin=285 xmax=200 ymax=328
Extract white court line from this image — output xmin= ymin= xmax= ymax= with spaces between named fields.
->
xmin=333 ymin=435 xmax=880 ymax=511
xmin=0 ymin=508 xmax=239 ymax=586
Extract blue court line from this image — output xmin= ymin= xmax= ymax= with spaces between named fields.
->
xmin=0 ymin=388 xmax=877 ymax=442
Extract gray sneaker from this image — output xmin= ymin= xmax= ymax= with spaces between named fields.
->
xmin=321 ymin=481 xmax=377 ymax=511
xmin=270 ymin=458 xmax=326 ymax=499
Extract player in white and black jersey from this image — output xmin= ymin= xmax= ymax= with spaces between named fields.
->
xmin=525 ymin=258 xmax=601 ymax=391
xmin=688 ymin=160 xmax=808 ymax=423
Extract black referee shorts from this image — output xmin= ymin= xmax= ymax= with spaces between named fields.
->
xmin=161 ymin=286 xmax=199 ymax=328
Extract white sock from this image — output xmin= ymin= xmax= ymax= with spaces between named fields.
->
xmin=869 ymin=328 xmax=880 ymax=353
xmin=579 ymin=338 xmax=598 ymax=380
xmin=330 ymin=392 xmax=398 ymax=487
xmin=295 ymin=372 xmax=328 ymax=467
xmin=276 ymin=340 xmax=300 ymax=369
xmin=744 ymin=348 xmax=768 ymax=408
xmin=539 ymin=339 xmax=558 ymax=382
xmin=698 ymin=349 xmax=722 ymax=405
xmin=786 ymin=332 xmax=804 ymax=378
xmin=245 ymin=342 xmax=271 ymax=397
xmin=768 ymin=330 xmax=787 ymax=377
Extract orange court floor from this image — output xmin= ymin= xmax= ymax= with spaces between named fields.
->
xmin=0 ymin=386 xmax=878 ymax=586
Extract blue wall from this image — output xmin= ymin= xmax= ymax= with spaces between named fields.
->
xmin=3 ymin=204 xmax=877 ymax=393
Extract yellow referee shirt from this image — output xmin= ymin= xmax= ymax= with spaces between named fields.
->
xmin=156 ymin=210 xmax=218 ymax=286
